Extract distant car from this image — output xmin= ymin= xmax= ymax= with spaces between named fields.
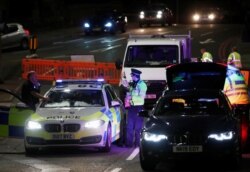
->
xmin=138 ymin=3 xmax=173 ymax=27
xmin=83 ymin=10 xmax=127 ymax=35
xmin=191 ymin=7 xmax=224 ymax=23
xmin=24 ymin=79 xmax=126 ymax=154
xmin=0 ymin=23 xmax=30 ymax=50
xmin=139 ymin=89 xmax=241 ymax=171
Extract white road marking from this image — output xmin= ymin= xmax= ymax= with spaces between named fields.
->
xmin=90 ymin=44 xmax=122 ymax=53
xmin=200 ymin=32 xmax=213 ymax=37
xmin=53 ymin=38 xmax=83 ymax=45
xmin=110 ymin=168 xmax=122 ymax=172
xmin=199 ymin=38 xmax=215 ymax=44
xmin=100 ymin=37 xmax=126 ymax=43
xmin=84 ymin=37 xmax=106 ymax=44
xmin=126 ymin=147 xmax=139 ymax=160
xmin=1 ymin=154 xmax=71 ymax=172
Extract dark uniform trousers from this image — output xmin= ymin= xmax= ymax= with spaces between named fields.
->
xmin=126 ymin=105 xmax=144 ymax=147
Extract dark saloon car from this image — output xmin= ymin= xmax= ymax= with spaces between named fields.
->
xmin=138 ymin=3 xmax=173 ymax=27
xmin=139 ymin=89 xmax=241 ymax=171
xmin=83 ymin=10 xmax=127 ymax=35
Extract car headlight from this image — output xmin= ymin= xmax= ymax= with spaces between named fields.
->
xmin=156 ymin=11 xmax=163 ymax=19
xmin=105 ymin=22 xmax=112 ymax=27
xmin=193 ymin=14 xmax=200 ymax=21
xmin=85 ymin=120 xmax=105 ymax=129
xmin=208 ymin=13 xmax=215 ymax=20
xmin=84 ymin=23 xmax=90 ymax=28
xmin=208 ymin=131 xmax=233 ymax=141
xmin=139 ymin=11 xmax=145 ymax=19
xmin=26 ymin=121 xmax=42 ymax=130
xmin=143 ymin=132 xmax=168 ymax=142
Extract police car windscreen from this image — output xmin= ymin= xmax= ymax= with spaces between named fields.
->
xmin=40 ymin=90 xmax=104 ymax=108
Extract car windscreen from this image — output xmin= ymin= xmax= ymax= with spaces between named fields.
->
xmin=154 ymin=94 xmax=229 ymax=117
xmin=124 ymin=45 xmax=178 ymax=67
xmin=40 ymin=90 xmax=104 ymax=108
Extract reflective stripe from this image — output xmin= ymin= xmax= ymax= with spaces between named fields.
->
xmin=0 ymin=106 xmax=32 ymax=138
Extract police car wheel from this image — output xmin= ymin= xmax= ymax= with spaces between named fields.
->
xmin=99 ymin=123 xmax=112 ymax=152
xmin=140 ymin=148 xmax=158 ymax=171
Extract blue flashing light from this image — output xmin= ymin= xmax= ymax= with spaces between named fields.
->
xmin=55 ymin=79 xmax=106 ymax=87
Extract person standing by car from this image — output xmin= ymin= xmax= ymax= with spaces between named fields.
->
xmin=122 ymin=68 xmax=147 ymax=147
xmin=21 ymin=71 xmax=48 ymax=111
xmin=227 ymin=46 xmax=242 ymax=68
xmin=223 ymin=65 xmax=250 ymax=148
xmin=200 ymin=48 xmax=213 ymax=62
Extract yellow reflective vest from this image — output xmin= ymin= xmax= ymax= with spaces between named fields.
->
xmin=223 ymin=71 xmax=250 ymax=105
xmin=129 ymin=80 xmax=147 ymax=106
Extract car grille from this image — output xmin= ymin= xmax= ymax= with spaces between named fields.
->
xmin=169 ymin=134 xmax=204 ymax=145
xmin=44 ymin=124 xmax=80 ymax=133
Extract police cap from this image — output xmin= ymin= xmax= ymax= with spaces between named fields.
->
xmin=131 ymin=68 xmax=142 ymax=76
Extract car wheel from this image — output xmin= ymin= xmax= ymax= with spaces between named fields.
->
xmin=20 ymin=38 xmax=29 ymax=49
xmin=139 ymin=148 xmax=158 ymax=171
xmin=225 ymin=139 xmax=242 ymax=169
xmin=99 ymin=123 xmax=112 ymax=152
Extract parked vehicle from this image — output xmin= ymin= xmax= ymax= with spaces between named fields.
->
xmin=24 ymin=79 xmax=126 ymax=154
xmin=0 ymin=23 xmax=30 ymax=50
xmin=139 ymin=89 xmax=241 ymax=171
xmin=116 ymin=33 xmax=192 ymax=109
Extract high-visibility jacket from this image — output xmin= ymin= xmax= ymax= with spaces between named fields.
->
xmin=201 ymin=52 xmax=213 ymax=62
xmin=227 ymin=51 xmax=242 ymax=68
xmin=129 ymin=80 xmax=147 ymax=106
xmin=223 ymin=71 xmax=250 ymax=105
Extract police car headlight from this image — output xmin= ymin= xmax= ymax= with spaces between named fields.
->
xmin=208 ymin=131 xmax=233 ymax=141
xmin=26 ymin=121 xmax=42 ymax=130
xmin=143 ymin=132 xmax=168 ymax=142
xmin=105 ymin=22 xmax=112 ymax=28
xmin=85 ymin=120 xmax=105 ymax=128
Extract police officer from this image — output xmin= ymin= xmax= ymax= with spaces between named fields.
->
xmin=200 ymin=48 xmax=213 ymax=62
xmin=21 ymin=71 xmax=48 ymax=111
xmin=123 ymin=68 xmax=147 ymax=147
xmin=227 ymin=46 xmax=242 ymax=68
xmin=223 ymin=65 xmax=250 ymax=149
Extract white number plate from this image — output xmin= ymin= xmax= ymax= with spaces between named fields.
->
xmin=145 ymin=94 xmax=156 ymax=99
xmin=173 ymin=145 xmax=203 ymax=153
xmin=52 ymin=133 xmax=74 ymax=140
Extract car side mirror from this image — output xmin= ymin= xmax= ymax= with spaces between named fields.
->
xmin=111 ymin=100 xmax=120 ymax=107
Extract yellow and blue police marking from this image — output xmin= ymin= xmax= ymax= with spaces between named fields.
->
xmin=0 ymin=106 xmax=33 ymax=138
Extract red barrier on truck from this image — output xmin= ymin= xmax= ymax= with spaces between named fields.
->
xmin=22 ymin=59 xmax=121 ymax=85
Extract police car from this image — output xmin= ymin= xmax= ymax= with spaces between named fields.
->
xmin=24 ymin=79 xmax=125 ymax=154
